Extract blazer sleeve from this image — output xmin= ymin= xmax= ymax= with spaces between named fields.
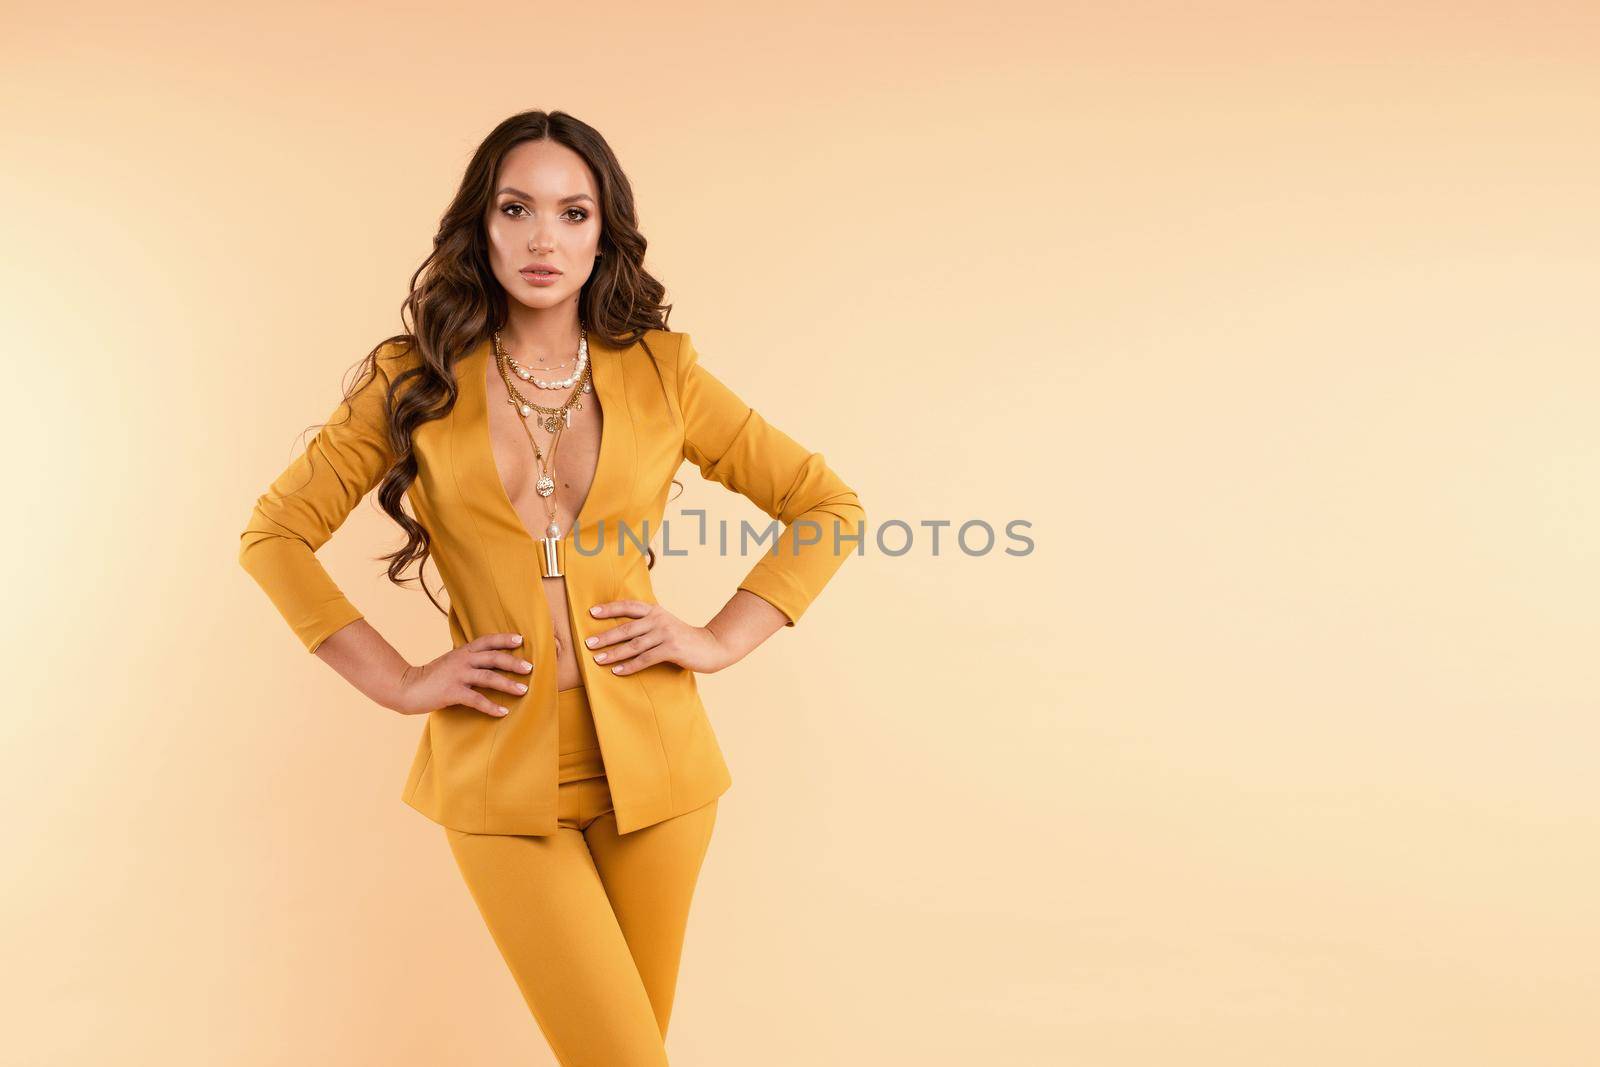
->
xmin=675 ymin=331 xmax=866 ymax=626
xmin=237 ymin=348 xmax=402 ymax=653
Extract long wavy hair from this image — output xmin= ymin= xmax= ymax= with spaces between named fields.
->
xmin=304 ymin=110 xmax=681 ymax=619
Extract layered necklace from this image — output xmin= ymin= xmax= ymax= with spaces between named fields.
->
xmin=493 ymin=325 xmax=593 ymax=541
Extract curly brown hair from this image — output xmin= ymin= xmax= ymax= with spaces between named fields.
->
xmin=303 ymin=109 xmax=680 ymax=620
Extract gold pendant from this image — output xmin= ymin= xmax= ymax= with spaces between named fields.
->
xmin=538 ymin=536 xmax=564 ymax=578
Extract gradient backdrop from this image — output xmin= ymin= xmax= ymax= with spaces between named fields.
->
xmin=4 ymin=2 xmax=1597 ymax=1064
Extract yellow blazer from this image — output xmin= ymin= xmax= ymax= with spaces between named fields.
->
xmin=239 ymin=329 xmax=865 ymax=835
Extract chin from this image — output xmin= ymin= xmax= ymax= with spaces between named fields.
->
xmin=506 ymin=285 xmax=567 ymax=309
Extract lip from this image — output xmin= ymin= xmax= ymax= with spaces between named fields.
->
xmin=520 ymin=269 xmax=561 ymax=287
xmin=520 ymin=264 xmax=562 ymax=275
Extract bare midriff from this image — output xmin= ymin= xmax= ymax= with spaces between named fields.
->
xmin=482 ymin=349 xmax=604 ymax=692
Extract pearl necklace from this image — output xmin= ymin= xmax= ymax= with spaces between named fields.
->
xmin=502 ymin=332 xmax=590 ymax=390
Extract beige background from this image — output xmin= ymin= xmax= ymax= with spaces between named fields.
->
xmin=4 ymin=2 xmax=1597 ymax=1064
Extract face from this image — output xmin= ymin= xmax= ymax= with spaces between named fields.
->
xmin=484 ymin=139 xmax=603 ymax=313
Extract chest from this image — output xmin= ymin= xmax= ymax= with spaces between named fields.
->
xmin=480 ymin=347 xmax=604 ymax=538
xmin=403 ymin=338 xmax=686 ymax=551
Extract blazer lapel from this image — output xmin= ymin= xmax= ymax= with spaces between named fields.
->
xmin=576 ymin=333 xmax=637 ymax=540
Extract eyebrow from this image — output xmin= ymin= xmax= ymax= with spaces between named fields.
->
xmin=495 ymin=187 xmax=595 ymax=205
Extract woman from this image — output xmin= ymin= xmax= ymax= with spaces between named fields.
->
xmin=237 ymin=110 xmax=865 ymax=1065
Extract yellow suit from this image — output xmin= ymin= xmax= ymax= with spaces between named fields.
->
xmin=239 ymin=329 xmax=865 ymax=836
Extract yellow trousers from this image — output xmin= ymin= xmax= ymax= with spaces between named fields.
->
xmin=445 ymin=685 xmax=719 ymax=1066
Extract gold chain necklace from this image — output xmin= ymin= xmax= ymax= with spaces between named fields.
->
xmin=492 ymin=328 xmax=592 ymax=540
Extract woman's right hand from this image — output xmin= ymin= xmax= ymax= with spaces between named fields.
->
xmin=390 ymin=632 xmax=533 ymax=717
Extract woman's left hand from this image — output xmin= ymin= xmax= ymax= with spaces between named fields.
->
xmin=584 ymin=600 xmax=735 ymax=675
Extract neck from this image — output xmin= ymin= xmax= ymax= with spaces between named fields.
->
xmin=500 ymin=303 xmax=584 ymax=363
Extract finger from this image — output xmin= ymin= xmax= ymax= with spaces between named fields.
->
xmin=584 ymin=619 xmax=643 ymax=651
xmin=471 ymin=650 xmax=534 ymax=675
xmin=468 ymin=667 xmax=529 ymax=697
xmin=467 ymin=631 xmax=524 ymax=652
xmin=596 ymin=632 xmax=664 ymax=665
xmin=590 ymin=600 xmax=652 ymax=620
xmin=459 ymin=687 xmax=509 ymax=717
xmin=609 ymin=645 xmax=664 ymax=675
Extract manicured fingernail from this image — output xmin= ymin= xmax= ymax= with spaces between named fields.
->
xmin=584 ymin=637 xmax=597 ymax=648
xmin=595 ymin=653 xmax=607 ymax=662
xmin=590 ymin=606 xmax=601 ymax=616
xmin=516 ymin=683 xmax=527 ymax=692
xmin=520 ymin=660 xmax=533 ymax=671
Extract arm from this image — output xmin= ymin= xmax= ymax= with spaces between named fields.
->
xmin=309 ymin=617 xmax=412 ymax=710
xmin=238 ymin=344 xmax=535 ymax=716
xmin=702 ymin=588 xmax=791 ymax=663
xmin=675 ymin=330 xmax=867 ymax=630
xmin=582 ymin=331 xmax=868 ymax=676
xmin=237 ymin=348 xmax=399 ymax=656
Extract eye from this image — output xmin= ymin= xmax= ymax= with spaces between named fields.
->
xmin=501 ymin=203 xmax=528 ymax=217
xmin=563 ymin=207 xmax=590 ymax=222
